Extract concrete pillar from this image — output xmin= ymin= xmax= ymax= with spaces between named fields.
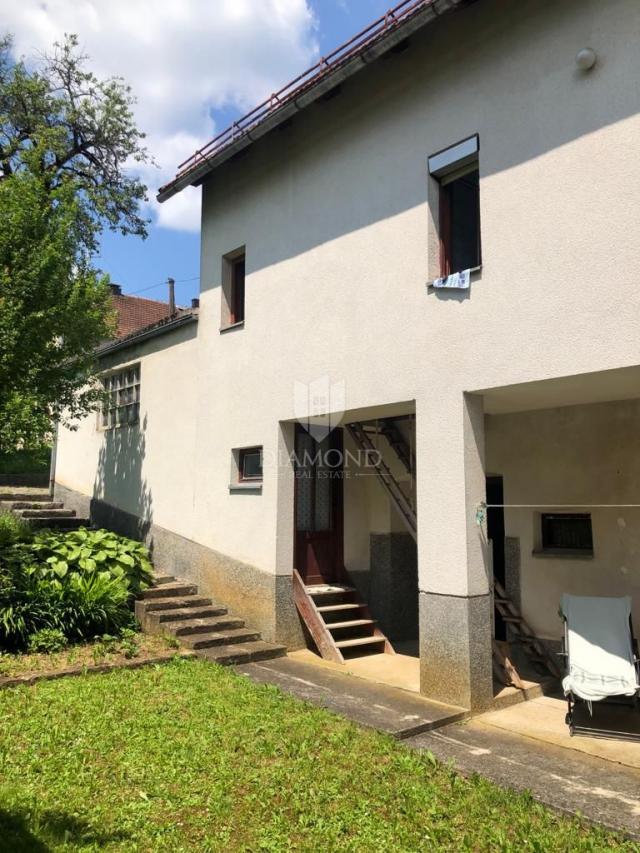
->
xmin=274 ymin=421 xmax=305 ymax=649
xmin=417 ymin=392 xmax=493 ymax=711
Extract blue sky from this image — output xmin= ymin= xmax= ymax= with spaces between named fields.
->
xmin=97 ymin=1 xmax=393 ymax=307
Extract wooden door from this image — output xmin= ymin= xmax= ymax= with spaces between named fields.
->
xmin=294 ymin=426 xmax=343 ymax=585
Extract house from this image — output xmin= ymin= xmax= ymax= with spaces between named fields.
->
xmin=108 ymin=283 xmax=176 ymax=339
xmin=53 ymin=0 xmax=640 ymax=712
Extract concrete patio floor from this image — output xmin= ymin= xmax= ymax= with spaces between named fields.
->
xmin=476 ymin=694 xmax=640 ymax=769
xmin=289 ymin=648 xmax=421 ymax=693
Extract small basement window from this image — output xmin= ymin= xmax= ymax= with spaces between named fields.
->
xmin=221 ymin=249 xmax=245 ymax=329
xmin=428 ymin=135 xmax=481 ymax=276
xmin=239 ymin=447 xmax=263 ymax=482
xmin=541 ymin=513 xmax=593 ymax=554
xmin=100 ymin=364 xmax=140 ymax=429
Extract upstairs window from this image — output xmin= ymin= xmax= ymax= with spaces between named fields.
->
xmin=101 ymin=364 xmax=140 ymax=429
xmin=221 ymin=248 xmax=245 ymax=330
xmin=541 ymin=513 xmax=593 ymax=554
xmin=429 ymin=135 xmax=481 ymax=276
xmin=230 ymin=255 xmax=245 ymax=324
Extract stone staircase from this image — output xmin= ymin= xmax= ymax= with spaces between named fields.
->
xmin=0 ymin=487 xmax=91 ymax=529
xmin=136 ymin=574 xmax=286 ymax=666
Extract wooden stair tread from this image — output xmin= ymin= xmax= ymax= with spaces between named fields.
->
xmin=317 ymin=603 xmax=363 ymax=613
xmin=327 ymin=619 xmax=375 ymax=631
xmin=306 ymin=585 xmax=356 ymax=595
xmin=335 ymin=636 xmax=386 ymax=649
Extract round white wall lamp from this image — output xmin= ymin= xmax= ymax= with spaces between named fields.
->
xmin=576 ymin=47 xmax=597 ymax=72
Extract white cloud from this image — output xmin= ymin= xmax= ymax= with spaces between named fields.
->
xmin=5 ymin=0 xmax=318 ymax=232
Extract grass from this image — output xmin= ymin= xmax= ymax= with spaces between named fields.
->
xmin=0 ymin=632 xmax=181 ymax=679
xmin=0 ymin=659 xmax=635 ymax=852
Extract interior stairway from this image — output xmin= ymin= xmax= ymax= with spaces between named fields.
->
xmin=293 ymin=570 xmax=394 ymax=664
xmin=345 ymin=421 xmax=416 ymax=539
xmin=0 ymin=488 xmax=91 ymax=529
xmin=136 ymin=574 xmax=286 ymax=666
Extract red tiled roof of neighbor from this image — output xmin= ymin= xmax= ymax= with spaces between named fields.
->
xmin=110 ymin=288 xmax=172 ymax=338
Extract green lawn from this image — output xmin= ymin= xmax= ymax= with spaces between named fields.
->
xmin=0 ymin=659 xmax=635 ymax=852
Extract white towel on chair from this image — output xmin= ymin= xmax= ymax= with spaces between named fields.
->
xmin=561 ymin=594 xmax=639 ymax=702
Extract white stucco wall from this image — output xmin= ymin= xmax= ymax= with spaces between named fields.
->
xmin=55 ymin=0 xmax=640 ymax=601
xmin=56 ymin=323 xmax=198 ymax=540
xmin=486 ymin=399 xmax=640 ymax=639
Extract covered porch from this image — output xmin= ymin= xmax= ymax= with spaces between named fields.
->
xmin=418 ymin=364 xmax=640 ymax=717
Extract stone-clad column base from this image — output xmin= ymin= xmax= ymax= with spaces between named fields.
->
xmin=419 ymin=590 xmax=493 ymax=712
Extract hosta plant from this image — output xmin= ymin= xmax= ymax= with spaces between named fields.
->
xmin=0 ymin=527 xmax=153 ymax=650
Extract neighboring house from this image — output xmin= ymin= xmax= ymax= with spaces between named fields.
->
xmin=108 ymin=283 xmax=176 ymax=338
xmin=53 ymin=0 xmax=640 ymax=712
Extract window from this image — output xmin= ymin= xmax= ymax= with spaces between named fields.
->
xmin=222 ymin=249 xmax=246 ymax=329
xmin=541 ymin=514 xmax=593 ymax=554
xmin=230 ymin=255 xmax=245 ymax=324
xmin=428 ymin=135 xmax=481 ymax=276
xmin=238 ymin=446 xmax=262 ymax=482
xmin=101 ymin=364 xmax=140 ymax=429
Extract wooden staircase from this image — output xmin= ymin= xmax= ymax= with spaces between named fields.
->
xmin=492 ymin=578 xmax=562 ymax=687
xmin=293 ymin=570 xmax=394 ymax=664
xmin=345 ymin=421 xmax=416 ymax=540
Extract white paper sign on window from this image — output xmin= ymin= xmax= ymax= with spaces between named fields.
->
xmin=432 ymin=269 xmax=471 ymax=290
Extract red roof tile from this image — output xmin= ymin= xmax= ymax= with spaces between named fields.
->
xmin=111 ymin=290 xmax=172 ymax=338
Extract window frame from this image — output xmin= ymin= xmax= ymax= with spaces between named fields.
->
xmin=428 ymin=135 xmax=481 ymax=279
xmin=99 ymin=363 xmax=141 ymax=430
xmin=221 ymin=247 xmax=246 ymax=332
xmin=238 ymin=446 xmax=263 ymax=483
xmin=230 ymin=255 xmax=246 ymax=325
xmin=438 ymin=164 xmax=481 ymax=277
xmin=540 ymin=513 xmax=594 ymax=555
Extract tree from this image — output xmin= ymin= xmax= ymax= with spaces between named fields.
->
xmin=0 ymin=34 xmax=152 ymax=450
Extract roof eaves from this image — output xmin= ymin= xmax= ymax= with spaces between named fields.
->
xmin=97 ymin=310 xmax=198 ymax=358
xmin=157 ymin=0 xmax=466 ymax=203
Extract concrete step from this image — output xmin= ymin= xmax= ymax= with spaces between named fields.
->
xmin=197 ymin=640 xmax=286 ymax=665
xmin=164 ymin=616 xmax=246 ymax=637
xmin=181 ymin=627 xmax=261 ymax=650
xmin=148 ymin=605 xmax=228 ymax=624
xmin=151 ymin=574 xmax=177 ymax=585
xmin=9 ymin=501 xmax=63 ymax=510
xmin=138 ymin=595 xmax=213 ymax=612
xmin=27 ymin=517 xmax=90 ymax=530
xmin=0 ymin=490 xmax=51 ymax=502
xmin=141 ymin=582 xmax=198 ymax=599
xmin=16 ymin=508 xmax=76 ymax=518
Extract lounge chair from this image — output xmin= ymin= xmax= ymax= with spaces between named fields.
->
xmin=560 ymin=594 xmax=640 ymax=740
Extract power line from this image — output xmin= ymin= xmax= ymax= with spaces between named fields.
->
xmin=125 ymin=275 xmax=200 ymax=296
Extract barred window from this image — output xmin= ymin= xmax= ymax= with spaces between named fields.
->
xmin=101 ymin=365 xmax=140 ymax=429
xmin=541 ymin=513 xmax=593 ymax=553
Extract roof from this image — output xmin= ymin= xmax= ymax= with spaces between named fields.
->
xmin=111 ymin=291 xmax=174 ymax=338
xmin=97 ymin=309 xmax=199 ymax=358
xmin=157 ymin=0 xmax=467 ymax=203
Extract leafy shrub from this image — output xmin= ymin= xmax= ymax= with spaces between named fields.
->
xmin=0 ymin=526 xmax=153 ymax=650
xmin=0 ymin=511 xmax=33 ymax=548
xmin=27 ymin=627 xmax=68 ymax=654
xmin=29 ymin=528 xmax=153 ymax=595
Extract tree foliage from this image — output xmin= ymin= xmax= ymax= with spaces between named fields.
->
xmin=0 ymin=34 xmax=151 ymax=450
